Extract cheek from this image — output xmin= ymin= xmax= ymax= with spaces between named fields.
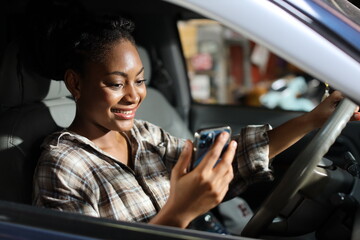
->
xmin=85 ymin=88 xmax=123 ymax=108
xmin=102 ymin=90 xmax=124 ymax=105
xmin=139 ymin=86 xmax=147 ymax=100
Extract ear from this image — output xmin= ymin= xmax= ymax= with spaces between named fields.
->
xmin=64 ymin=69 xmax=81 ymax=101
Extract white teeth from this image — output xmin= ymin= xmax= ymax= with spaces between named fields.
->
xmin=112 ymin=109 xmax=133 ymax=114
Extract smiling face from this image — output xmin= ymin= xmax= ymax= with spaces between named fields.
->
xmin=72 ymin=40 xmax=147 ymax=133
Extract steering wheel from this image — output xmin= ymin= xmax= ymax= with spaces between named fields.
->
xmin=241 ymin=98 xmax=357 ymax=238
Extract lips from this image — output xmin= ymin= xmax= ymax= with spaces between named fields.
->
xmin=111 ymin=108 xmax=136 ymax=120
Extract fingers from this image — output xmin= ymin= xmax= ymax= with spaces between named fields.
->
xmin=196 ymin=135 xmax=236 ymax=193
xmin=211 ymin=167 xmax=233 ymax=203
xmin=169 ymin=134 xmax=235 ymax=214
xmin=196 ymin=132 xmax=230 ymax=171
xmin=351 ymin=108 xmax=360 ymax=121
xmin=317 ymin=90 xmax=344 ymax=114
xmin=329 ymin=91 xmax=360 ymax=121
xmin=172 ymin=140 xmax=193 ymax=179
xmin=351 ymin=113 xmax=360 ymax=121
xmin=213 ymin=164 xmax=234 ymax=189
xmin=330 ymin=90 xmax=343 ymax=101
xmin=220 ymin=140 xmax=237 ymax=165
xmin=324 ymin=91 xmax=343 ymax=108
xmin=214 ymin=140 xmax=237 ymax=175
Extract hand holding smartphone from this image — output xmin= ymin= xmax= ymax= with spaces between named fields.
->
xmin=190 ymin=126 xmax=232 ymax=170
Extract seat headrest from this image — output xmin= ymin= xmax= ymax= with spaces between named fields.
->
xmin=44 ymin=80 xmax=71 ymax=100
xmin=137 ymin=45 xmax=151 ymax=85
xmin=0 ymin=43 xmax=48 ymax=108
xmin=0 ymin=42 xmax=72 ymax=110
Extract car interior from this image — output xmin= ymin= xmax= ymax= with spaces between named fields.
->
xmin=1 ymin=0 xmax=360 ymax=239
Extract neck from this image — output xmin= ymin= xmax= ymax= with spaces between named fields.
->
xmin=68 ymin=115 xmax=127 ymax=149
xmin=68 ymin=116 xmax=131 ymax=167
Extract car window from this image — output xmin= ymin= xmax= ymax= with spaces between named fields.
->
xmin=178 ymin=19 xmax=325 ymax=112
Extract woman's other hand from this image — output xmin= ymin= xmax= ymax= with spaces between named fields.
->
xmin=306 ymin=90 xmax=360 ymax=129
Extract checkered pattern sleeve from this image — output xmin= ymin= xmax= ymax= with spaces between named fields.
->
xmin=33 ymin=141 xmax=100 ymax=217
xmin=225 ymin=124 xmax=274 ymax=200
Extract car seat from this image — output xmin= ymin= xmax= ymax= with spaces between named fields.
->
xmin=0 ymin=43 xmax=76 ymax=204
xmin=0 ymin=43 xmax=191 ymax=204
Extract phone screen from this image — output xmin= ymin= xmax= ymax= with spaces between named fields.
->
xmin=191 ymin=126 xmax=231 ymax=170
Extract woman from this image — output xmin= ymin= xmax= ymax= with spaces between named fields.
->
xmin=33 ymin=14 xmax=359 ymax=228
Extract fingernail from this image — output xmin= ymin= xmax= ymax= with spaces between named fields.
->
xmin=184 ymin=141 xmax=189 ymax=149
xmin=355 ymin=113 xmax=360 ymax=120
xmin=222 ymin=132 xmax=229 ymax=138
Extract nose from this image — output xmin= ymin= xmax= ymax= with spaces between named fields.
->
xmin=122 ymin=84 xmax=140 ymax=104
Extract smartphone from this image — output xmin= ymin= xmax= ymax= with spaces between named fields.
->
xmin=190 ymin=126 xmax=232 ymax=170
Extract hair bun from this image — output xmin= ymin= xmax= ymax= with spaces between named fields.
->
xmin=110 ymin=16 xmax=135 ymax=33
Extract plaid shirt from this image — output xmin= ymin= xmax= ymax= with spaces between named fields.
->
xmin=33 ymin=120 xmax=273 ymax=223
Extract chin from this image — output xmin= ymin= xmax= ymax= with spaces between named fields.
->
xmin=115 ymin=119 xmax=135 ymax=132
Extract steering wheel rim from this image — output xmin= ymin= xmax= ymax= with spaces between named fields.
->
xmin=241 ymin=98 xmax=357 ymax=238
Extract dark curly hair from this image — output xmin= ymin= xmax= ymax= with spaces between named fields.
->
xmin=43 ymin=14 xmax=136 ymax=80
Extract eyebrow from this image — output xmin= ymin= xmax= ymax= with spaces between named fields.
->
xmin=107 ymin=67 xmax=144 ymax=78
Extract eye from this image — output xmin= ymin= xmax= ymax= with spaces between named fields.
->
xmin=108 ymin=83 xmax=124 ymax=90
xmin=135 ymin=79 xmax=147 ymax=86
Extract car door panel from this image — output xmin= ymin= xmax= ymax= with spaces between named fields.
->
xmin=190 ymin=103 xmax=303 ymax=134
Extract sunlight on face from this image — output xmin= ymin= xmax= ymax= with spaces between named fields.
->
xmin=77 ymin=40 xmax=147 ymax=133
